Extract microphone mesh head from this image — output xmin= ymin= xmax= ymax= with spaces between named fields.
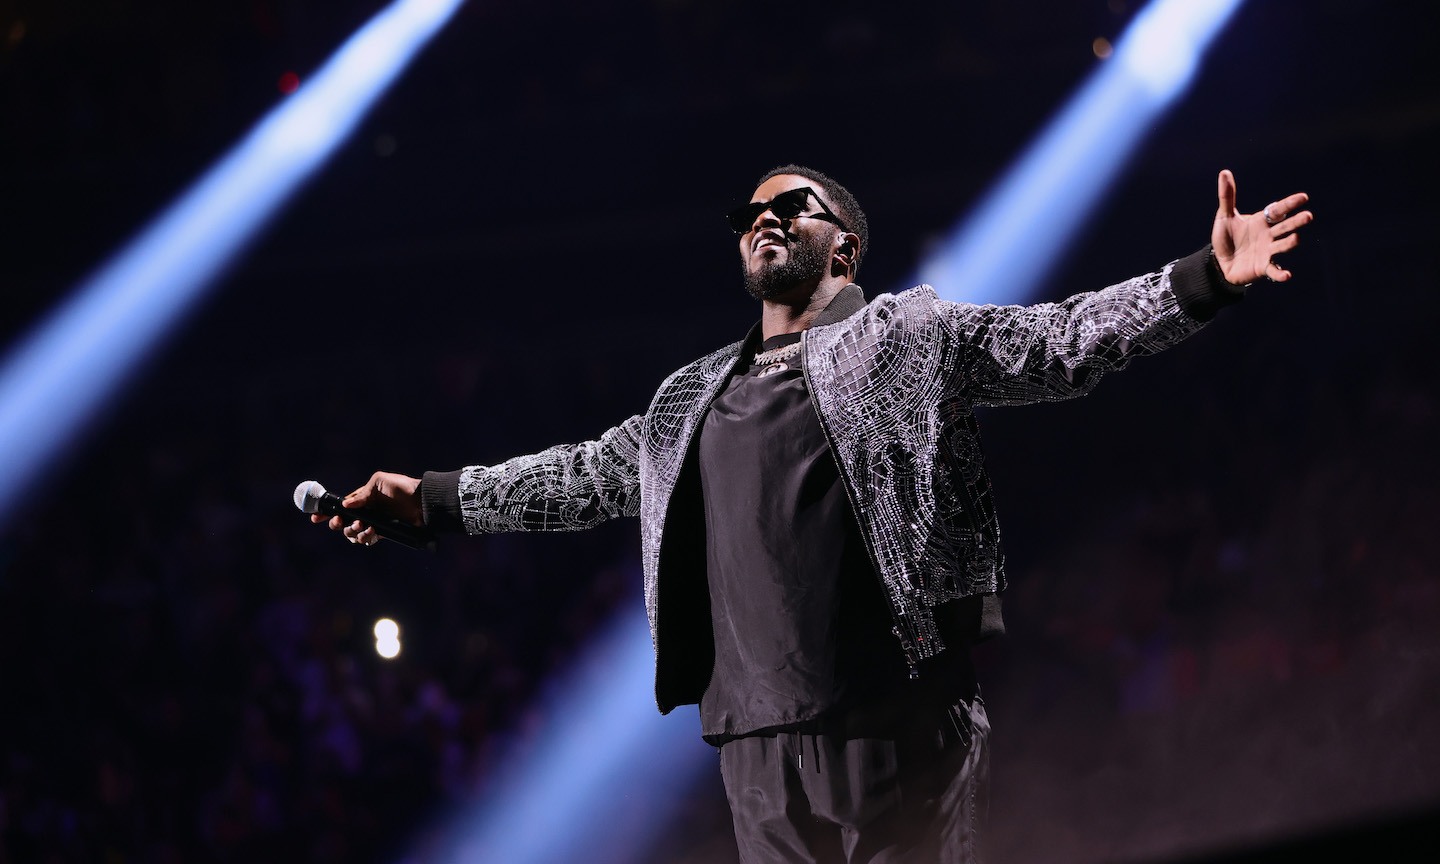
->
xmin=293 ymin=480 xmax=327 ymax=513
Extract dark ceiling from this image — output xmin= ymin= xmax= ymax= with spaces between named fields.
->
xmin=4 ymin=0 xmax=1435 ymax=345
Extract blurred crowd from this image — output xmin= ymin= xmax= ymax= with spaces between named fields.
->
xmin=0 ymin=281 xmax=1435 ymax=864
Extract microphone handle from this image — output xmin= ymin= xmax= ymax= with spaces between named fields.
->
xmin=317 ymin=493 xmax=435 ymax=551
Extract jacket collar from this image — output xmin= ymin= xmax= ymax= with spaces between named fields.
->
xmin=738 ymin=282 xmax=867 ymax=357
xmin=812 ymin=282 xmax=867 ymax=328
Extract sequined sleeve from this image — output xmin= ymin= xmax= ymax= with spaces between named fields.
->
xmin=938 ymin=258 xmax=1206 ymax=407
xmin=456 ymin=414 xmax=644 ymax=533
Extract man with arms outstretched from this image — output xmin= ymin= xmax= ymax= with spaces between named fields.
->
xmin=314 ymin=165 xmax=1311 ymax=862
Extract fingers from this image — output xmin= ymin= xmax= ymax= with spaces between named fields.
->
xmin=1255 ymin=222 xmax=1305 ymax=285
xmin=1257 ymin=190 xmax=1312 ymax=285
xmin=316 ymin=513 xmax=380 ymax=545
xmin=1271 ymin=231 xmax=1302 ymax=255
xmin=340 ymin=518 xmax=379 ymax=546
xmin=342 ymin=476 xmax=377 ymax=508
xmin=1264 ymin=258 xmax=1294 ymax=283
xmin=1262 ymin=201 xmax=1311 ymax=285
xmin=332 ymin=475 xmax=385 ymax=545
xmin=1268 ymin=207 xmax=1313 ymax=239
xmin=1216 ymin=169 xmax=1237 ymax=217
xmin=313 ymin=471 xmax=420 ymax=548
xmin=1261 ymin=191 xmax=1310 ymax=227
xmin=1277 ymin=191 xmax=1310 ymax=216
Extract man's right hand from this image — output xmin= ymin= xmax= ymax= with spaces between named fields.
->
xmin=311 ymin=471 xmax=423 ymax=546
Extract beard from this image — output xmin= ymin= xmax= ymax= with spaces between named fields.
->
xmin=742 ymin=232 xmax=830 ymax=301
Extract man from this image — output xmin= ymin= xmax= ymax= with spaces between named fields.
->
xmin=314 ymin=165 xmax=1312 ymax=862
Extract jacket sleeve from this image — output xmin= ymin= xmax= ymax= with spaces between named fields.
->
xmin=420 ymin=414 xmax=644 ymax=534
xmin=937 ymin=247 xmax=1241 ymax=407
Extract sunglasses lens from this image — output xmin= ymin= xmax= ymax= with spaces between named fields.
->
xmin=727 ymin=203 xmax=762 ymax=233
xmin=726 ymin=188 xmax=817 ymax=233
xmin=769 ymin=188 xmax=810 ymax=220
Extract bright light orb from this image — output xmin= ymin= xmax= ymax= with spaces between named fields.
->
xmin=374 ymin=617 xmax=402 ymax=659
xmin=374 ymin=617 xmax=399 ymax=640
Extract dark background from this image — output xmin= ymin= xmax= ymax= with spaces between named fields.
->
xmin=2 ymin=1 xmax=1437 ymax=862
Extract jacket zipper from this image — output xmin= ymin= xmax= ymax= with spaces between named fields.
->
xmin=650 ymin=349 xmax=752 ymax=711
xmin=800 ymin=331 xmax=922 ymax=680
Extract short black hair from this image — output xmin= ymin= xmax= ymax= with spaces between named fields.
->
xmin=756 ymin=164 xmax=869 ymax=277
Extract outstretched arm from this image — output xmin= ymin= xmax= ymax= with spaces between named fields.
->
xmin=1211 ymin=168 xmax=1312 ymax=286
xmin=939 ymin=170 xmax=1314 ymax=406
xmin=312 ymin=415 xmax=647 ymax=547
xmin=440 ymin=413 xmax=644 ymax=534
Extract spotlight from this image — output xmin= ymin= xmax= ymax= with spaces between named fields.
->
xmin=0 ymin=0 xmax=466 ymax=523
xmin=916 ymin=0 xmax=1246 ymax=306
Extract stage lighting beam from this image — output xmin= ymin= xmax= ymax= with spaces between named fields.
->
xmin=436 ymin=601 xmax=716 ymax=864
xmin=917 ymin=0 xmax=1246 ymax=305
xmin=0 ymin=0 xmax=467 ymax=523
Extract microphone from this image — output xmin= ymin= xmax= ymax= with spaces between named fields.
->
xmin=293 ymin=479 xmax=436 ymax=551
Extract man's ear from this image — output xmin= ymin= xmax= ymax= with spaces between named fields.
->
xmin=832 ymin=231 xmax=861 ymax=276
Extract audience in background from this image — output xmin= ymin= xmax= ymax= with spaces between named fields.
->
xmin=0 ymin=323 xmax=1434 ymax=864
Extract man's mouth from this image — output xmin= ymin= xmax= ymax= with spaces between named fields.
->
xmin=753 ymin=231 xmax=786 ymax=253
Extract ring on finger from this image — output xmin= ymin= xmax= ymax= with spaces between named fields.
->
xmin=1263 ymin=205 xmax=1276 ymax=226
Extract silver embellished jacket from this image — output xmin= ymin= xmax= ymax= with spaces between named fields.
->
xmin=428 ymin=248 xmax=1232 ymax=713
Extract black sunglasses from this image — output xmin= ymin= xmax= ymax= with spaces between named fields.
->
xmin=726 ymin=186 xmax=849 ymax=234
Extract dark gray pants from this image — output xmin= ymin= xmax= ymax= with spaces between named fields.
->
xmin=718 ymin=696 xmax=990 ymax=864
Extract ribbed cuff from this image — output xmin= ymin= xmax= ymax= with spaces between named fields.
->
xmin=1170 ymin=245 xmax=1246 ymax=322
xmin=420 ymin=469 xmax=467 ymax=534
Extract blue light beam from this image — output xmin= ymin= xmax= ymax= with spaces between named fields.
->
xmin=0 ymin=0 xmax=466 ymax=522
xmin=916 ymin=0 xmax=1245 ymax=305
xmin=436 ymin=599 xmax=717 ymax=864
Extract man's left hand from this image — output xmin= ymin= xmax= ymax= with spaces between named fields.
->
xmin=1212 ymin=169 xmax=1313 ymax=286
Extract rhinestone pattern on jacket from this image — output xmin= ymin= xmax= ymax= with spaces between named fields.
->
xmin=457 ymin=260 xmax=1204 ymax=670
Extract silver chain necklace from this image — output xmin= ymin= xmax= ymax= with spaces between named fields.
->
xmin=753 ymin=341 xmax=802 ymax=365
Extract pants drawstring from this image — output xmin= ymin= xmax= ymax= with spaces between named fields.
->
xmin=794 ymin=729 xmax=821 ymax=773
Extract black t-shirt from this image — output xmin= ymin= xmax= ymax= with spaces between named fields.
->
xmin=697 ymin=332 xmax=917 ymax=744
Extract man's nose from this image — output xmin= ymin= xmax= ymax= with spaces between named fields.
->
xmin=751 ymin=207 xmax=783 ymax=233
